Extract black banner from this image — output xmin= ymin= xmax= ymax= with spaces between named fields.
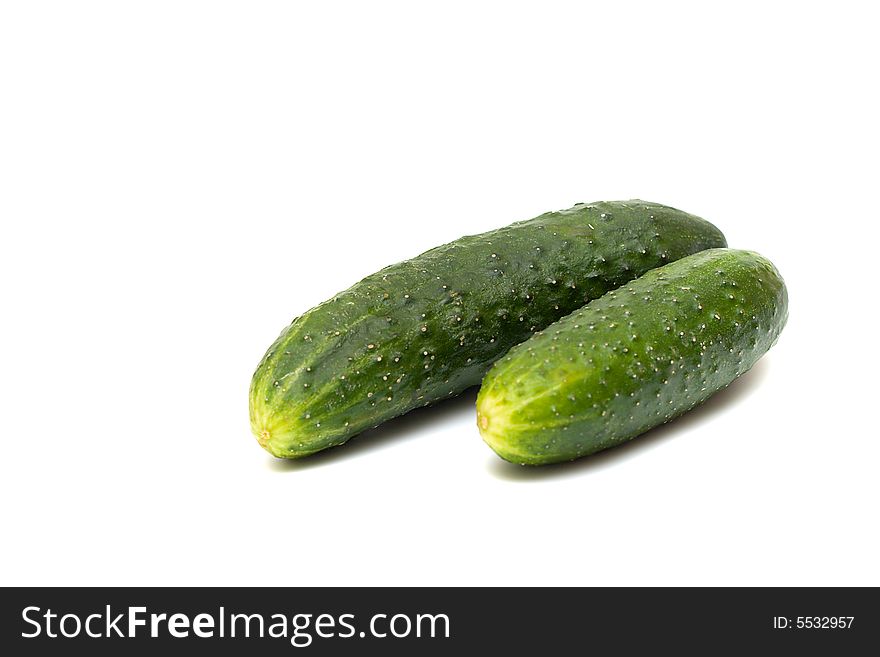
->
xmin=1 ymin=587 xmax=876 ymax=654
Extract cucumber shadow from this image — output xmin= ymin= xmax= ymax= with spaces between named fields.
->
xmin=487 ymin=357 xmax=772 ymax=482
xmin=267 ymin=388 xmax=479 ymax=472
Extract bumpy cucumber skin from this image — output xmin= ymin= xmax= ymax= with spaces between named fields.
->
xmin=250 ymin=201 xmax=726 ymax=458
xmin=476 ymin=249 xmax=788 ymax=465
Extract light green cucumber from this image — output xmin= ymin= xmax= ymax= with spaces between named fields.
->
xmin=477 ymin=248 xmax=787 ymax=465
xmin=250 ymin=201 xmax=726 ymax=458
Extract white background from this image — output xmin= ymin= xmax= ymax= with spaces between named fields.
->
xmin=2 ymin=1 xmax=878 ymax=586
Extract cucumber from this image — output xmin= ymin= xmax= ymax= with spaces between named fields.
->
xmin=476 ymin=248 xmax=787 ymax=465
xmin=250 ymin=200 xmax=726 ymax=458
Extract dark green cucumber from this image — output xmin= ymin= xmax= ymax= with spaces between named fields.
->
xmin=476 ymin=248 xmax=788 ymax=465
xmin=250 ymin=200 xmax=726 ymax=458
